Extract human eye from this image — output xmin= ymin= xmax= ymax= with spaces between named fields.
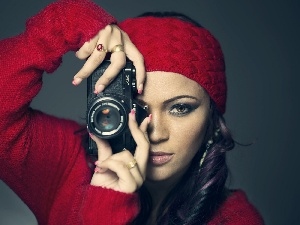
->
xmin=169 ymin=103 xmax=195 ymax=116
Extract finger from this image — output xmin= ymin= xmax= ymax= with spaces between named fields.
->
xmin=94 ymin=51 xmax=126 ymax=93
xmin=76 ymin=25 xmax=112 ymax=59
xmin=126 ymin=158 xmax=144 ymax=188
xmin=89 ymin=133 xmax=112 ymax=162
xmin=122 ymin=32 xmax=146 ymax=94
xmin=117 ymin=150 xmax=144 ymax=187
xmin=139 ymin=114 xmax=151 ymax=142
xmin=93 ymin=25 xmax=124 ymax=93
xmin=73 ymin=46 xmax=108 ymax=85
xmin=108 ymin=25 xmax=123 ymax=49
xmin=103 ymin=149 xmax=144 ymax=188
xmin=99 ymin=158 xmax=139 ymax=193
xmin=128 ymin=110 xmax=151 ymax=178
xmin=75 ymin=36 xmax=98 ymax=60
xmin=73 ymin=27 xmax=111 ymax=85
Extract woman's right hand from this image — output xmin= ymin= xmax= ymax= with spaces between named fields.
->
xmin=72 ymin=24 xmax=146 ymax=94
xmin=89 ymin=110 xmax=151 ymax=193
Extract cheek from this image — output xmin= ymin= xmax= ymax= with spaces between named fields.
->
xmin=173 ymin=116 xmax=208 ymax=154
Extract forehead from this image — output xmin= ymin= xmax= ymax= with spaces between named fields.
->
xmin=140 ymin=71 xmax=208 ymax=102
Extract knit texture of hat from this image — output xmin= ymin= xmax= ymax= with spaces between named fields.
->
xmin=119 ymin=16 xmax=227 ymax=114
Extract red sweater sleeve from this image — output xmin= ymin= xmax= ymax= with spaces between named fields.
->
xmin=0 ymin=1 xmax=139 ymax=224
xmin=208 ymin=190 xmax=265 ymax=225
xmin=0 ymin=0 xmax=115 ymax=166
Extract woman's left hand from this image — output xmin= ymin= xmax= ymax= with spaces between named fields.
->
xmin=73 ymin=24 xmax=145 ymax=94
xmin=89 ymin=110 xmax=150 ymax=193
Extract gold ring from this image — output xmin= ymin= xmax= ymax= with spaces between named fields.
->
xmin=126 ymin=158 xmax=137 ymax=170
xmin=111 ymin=44 xmax=124 ymax=53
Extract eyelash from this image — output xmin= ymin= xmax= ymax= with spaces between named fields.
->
xmin=169 ymin=103 xmax=194 ymax=116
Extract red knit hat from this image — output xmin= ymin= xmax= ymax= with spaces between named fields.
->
xmin=119 ymin=16 xmax=227 ymax=114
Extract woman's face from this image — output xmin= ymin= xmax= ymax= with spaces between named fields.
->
xmin=138 ymin=72 xmax=211 ymax=183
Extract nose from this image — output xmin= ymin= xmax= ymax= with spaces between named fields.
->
xmin=147 ymin=112 xmax=169 ymax=144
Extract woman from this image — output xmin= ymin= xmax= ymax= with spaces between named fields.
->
xmin=0 ymin=0 xmax=264 ymax=224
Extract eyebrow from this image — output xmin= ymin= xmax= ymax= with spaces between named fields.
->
xmin=137 ymin=95 xmax=199 ymax=105
xmin=163 ymin=95 xmax=199 ymax=104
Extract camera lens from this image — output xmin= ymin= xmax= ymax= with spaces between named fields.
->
xmin=95 ymin=105 xmax=120 ymax=131
xmin=87 ymin=96 xmax=128 ymax=138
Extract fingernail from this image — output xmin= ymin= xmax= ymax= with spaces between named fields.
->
xmin=130 ymin=109 xmax=136 ymax=120
xmin=72 ymin=77 xmax=82 ymax=86
xmin=94 ymin=160 xmax=101 ymax=166
xmin=130 ymin=109 xmax=136 ymax=115
xmin=89 ymin=132 xmax=94 ymax=138
xmin=138 ymin=84 xmax=143 ymax=94
xmin=148 ymin=114 xmax=152 ymax=122
xmin=94 ymin=167 xmax=101 ymax=173
xmin=72 ymin=80 xmax=78 ymax=86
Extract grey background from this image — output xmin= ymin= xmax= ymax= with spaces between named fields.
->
xmin=0 ymin=0 xmax=299 ymax=224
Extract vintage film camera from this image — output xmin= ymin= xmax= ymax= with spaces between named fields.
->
xmin=86 ymin=60 xmax=148 ymax=156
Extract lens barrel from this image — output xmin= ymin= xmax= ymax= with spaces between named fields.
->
xmin=87 ymin=96 xmax=128 ymax=138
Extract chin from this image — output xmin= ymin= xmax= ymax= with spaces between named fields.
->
xmin=146 ymin=169 xmax=170 ymax=181
xmin=146 ymin=167 xmax=181 ymax=183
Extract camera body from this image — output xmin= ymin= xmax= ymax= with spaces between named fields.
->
xmin=86 ymin=60 xmax=147 ymax=156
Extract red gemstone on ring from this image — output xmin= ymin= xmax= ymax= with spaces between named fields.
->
xmin=96 ymin=44 xmax=104 ymax=51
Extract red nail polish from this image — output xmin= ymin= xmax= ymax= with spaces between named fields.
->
xmin=131 ymin=109 xmax=136 ymax=115
xmin=138 ymin=84 xmax=143 ymax=94
xmin=94 ymin=167 xmax=101 ymax=173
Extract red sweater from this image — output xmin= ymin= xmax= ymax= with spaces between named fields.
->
xmin=0 ymin=0 xmax=264 ymax=224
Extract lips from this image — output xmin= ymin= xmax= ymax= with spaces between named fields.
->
xmin=149 ymin=151 xmax=174 ymax=166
